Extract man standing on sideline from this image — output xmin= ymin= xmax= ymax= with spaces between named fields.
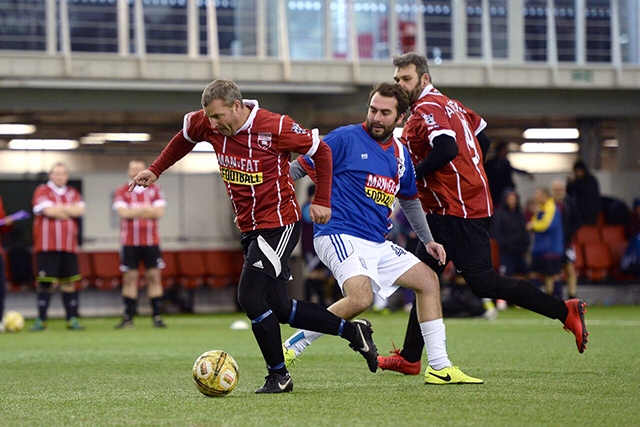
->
xmin=567 ymin=160 xmax=601 ymax=226
xmin=377 ymin=53 xmax=588 ymax=378
xmin=31 ymin=163 xmax=85 ymax=331
xmin=130 ymin=79 xmax=378 ymax=394
xmin=527 ymin=187 xmax=564 ymax=297
xmin=283 ymin=82 xmax=482 ymax=384
xmin=113 ymin=159 xmax=167 ymax=329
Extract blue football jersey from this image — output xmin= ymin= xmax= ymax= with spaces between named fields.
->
xmin=302 ymin=123 xmax=419 ymax=243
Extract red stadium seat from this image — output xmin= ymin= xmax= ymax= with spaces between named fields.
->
xmin=583 ymin=242 xmax=612 ymax=282
xmin=160 ymin=250 xmax=178 ymax=289
xmin=175 ymin=250 xmax=207 ymax=289
xmin=573 ymin=243 xmax=585 ymax=279
xmin=203 ymin=250 xmax=244 ymax=288
xmin=91 ymin=251 xmax=122 ymax=291
xmin=601 ymin=225 xmax=626 ymax=246
xmin=575 ymin=225 xmax=602 ymax=246
xmin=77 ymin=251 xmax=94 ymax=289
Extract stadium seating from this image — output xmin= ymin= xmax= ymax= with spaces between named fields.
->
xmin=77 ymin=251 xmax=94 ymax=289
xmin=160 ymin=251 xmax=178 ymax=289
xmin=582 ymin=241 xmax=612 ymax=282
xmin=90 ymin=251 xmax=122 ymax=291
xmin=175 ymin=250 xmax=208 ymax=289
xmin=203 ymin=250 xmax=243 ymax=288
xmin=601 ymin=224 xmax=626 ymax=246
xmin=575 ymin=225 xmax=602 ymax=245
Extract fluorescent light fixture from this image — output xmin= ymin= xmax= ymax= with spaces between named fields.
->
xmin=8 ymin=139 xmax=79 ymax=150
xmin=603 ymin=139 xmax=619 ymax=148
xmin=522 ymin=128 xmax=579 ymax=140
xmin=520 ymin=142 xmax=579 ymax=153
xmin=0 ymin=124 xmax=37 ymax=135
xmin=80 ymin=135 xmax=106 ymax=145
xmin=192 ymin=142 xmax=214 ymax=152
xmin=84 ymin=132 xmax=150 ymax=142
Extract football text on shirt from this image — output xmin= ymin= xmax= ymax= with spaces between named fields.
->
xmin=364 ymin=174 xmax=397 ymax=208
xmin=217 ymin=154 xmax=264 ymax=185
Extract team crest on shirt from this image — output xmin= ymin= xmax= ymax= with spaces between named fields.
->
xmin=257 ymin=133 xmax=272 ymax=149
xmin=421 ymin=113 xmax=436 ymax=125
xmin=291 ymin=122 xmax=309 ymax=136
xmin=396 ymin=156 xmax=405 ymax=177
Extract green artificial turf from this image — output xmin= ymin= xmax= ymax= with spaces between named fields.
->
xmin=1 ymin=306 xmax=639 ymax=427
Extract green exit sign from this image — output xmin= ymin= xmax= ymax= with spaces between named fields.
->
xmin=572 ymin=70 xmax=593 ymax=82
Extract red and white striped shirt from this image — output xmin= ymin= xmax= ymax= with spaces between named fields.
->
xmin=113 ymin=183 xmax=166 ymax=246
xmin=149 ymin=101 xmax=332 ymax=233
xmin=402 ymin=85 xmax=493 ymax=219
xmin=32 ymin=181 xmax=85 ymax=253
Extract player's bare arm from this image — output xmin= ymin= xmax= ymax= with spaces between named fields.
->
xmin=129 ymin=169 xmax=158 ymax=191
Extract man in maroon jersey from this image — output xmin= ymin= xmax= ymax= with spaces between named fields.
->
xmin=113 ymin=159 xmax=167 ymax=329
xmin=130 ymin=78 xmax=378 ymax=394
xmin=377 ymin=53 xmax=588 ymax=380
xmin=31 ymin=163 xmax=85 ymax=331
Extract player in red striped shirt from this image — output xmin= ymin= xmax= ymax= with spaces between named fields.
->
xmin=377 ymin=53 xmax=588 ymax=379
xmin=131 ymin=79 xmax=378 ymax=394
xmin=31 ymin=163 xmax=85 ymax=331
xmin=113 ymin=159 xmax=167 ymax=329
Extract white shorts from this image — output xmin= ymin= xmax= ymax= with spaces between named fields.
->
xmin=314 ymin=234 xmax=421 ymax=299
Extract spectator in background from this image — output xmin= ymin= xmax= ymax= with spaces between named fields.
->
xmin=552 ymin=180 xmax=581 ymax=299
xmin=300 ymin=184 xmax=338 ymax=307
xmin=30 ymin=163 xmax=85 ymax=331
xmin=0 ymin=194 xmax=14 ymax=333
xmin=113 ymin=159 xmax=167 ymax=329
xmin=527 ymin=187 xmax=564 ymax=298
xmin=484 ymin=142 xmax=534 ymax=207
xmin=490 ymin=188 xmax=530 ymax=279
xmin=625 ymin=198 xmax=640 ymax=240
xmin=566 ymin=160 xmax=601 ymax=225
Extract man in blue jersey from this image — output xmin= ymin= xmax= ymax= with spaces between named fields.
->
xmin=284 ymin=83 xmax=482 ymax=384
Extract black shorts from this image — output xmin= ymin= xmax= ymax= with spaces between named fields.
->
xmin=241 ymin=223 xmax=300 ymax=280
xmin=531 ymin=254 xmax=563 ymax=276
xmin=36 ymin=252 xmax=80 ymax=283
xmin=415 ymin=214 xmax=494 ymax=277
xmin=120 ymin=245 xmax=163 ymax=271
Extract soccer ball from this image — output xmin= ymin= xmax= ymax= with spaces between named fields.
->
xmin=192 ymin=350 xmax=239 ymax=397
xmin=3 ymin=311 xmax=25 ymax=333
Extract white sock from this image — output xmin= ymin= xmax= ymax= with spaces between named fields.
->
xmin=284 ymin=329 xmax=324 ymax=356
xmin=420 ymin=318 xmax=451 ymax=370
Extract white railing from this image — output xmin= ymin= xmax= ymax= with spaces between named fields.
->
xmin=0 ymin=0 xmax=638 ymax=87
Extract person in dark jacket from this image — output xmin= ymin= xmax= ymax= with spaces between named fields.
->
xmin=552 ymin=180 xmax=581 ymax=299
xmin=484 ymin=142 xmax=534 ymax=207
xmin=566 ymin=160 xmax=601 ymax=225
xmin=490 ymin=188 xmax=530 ymax=278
